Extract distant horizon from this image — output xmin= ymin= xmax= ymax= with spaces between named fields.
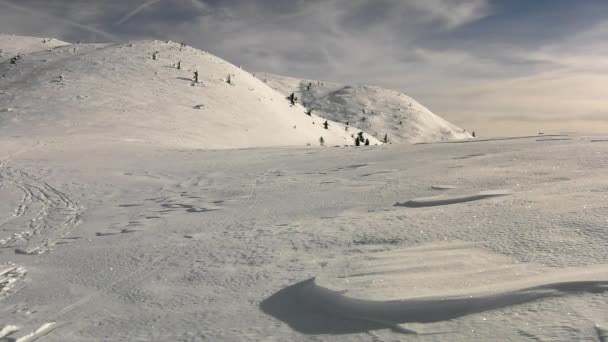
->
xmin=1 ymin=0 xmax=607 ymax=137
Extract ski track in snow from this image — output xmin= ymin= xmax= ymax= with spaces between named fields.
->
xmin=0 ymin=163 xmax=84 ymax=255
xmin=38 ymin=165 xmax=279 ymax=337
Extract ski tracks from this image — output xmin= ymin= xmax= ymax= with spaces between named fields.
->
xmin=34 ymin=167 xmax=276 ymax=339
xmin=0 ymin=164 xmax=84 ymax=254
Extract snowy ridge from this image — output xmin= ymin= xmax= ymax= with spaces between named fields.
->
xmin=257 ymin=72 xmax=472 ymax=143
xmin=0 ymin=34 xmax=68 ymax=63
xmin=0 ymin=36 xmax=379 ymax=149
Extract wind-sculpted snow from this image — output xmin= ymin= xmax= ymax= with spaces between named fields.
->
xmin=395 ymin=190 xmax=510 ymax=208
xmin=418 ymin=134 xmax=568 ymax=144
xmin=263 ymin=242 xmax=608 ymax=335
xmin=287 ymin=275 xmax=608 ymax=334
xmin=597 ymin=325 xmax=608 ymax=342
xmin=430 ymin=185 xmax=456 ymax=190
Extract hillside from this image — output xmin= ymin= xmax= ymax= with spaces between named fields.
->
xmin=256 ymin=72 xmax=472 ymax=143
xmin=0 ymin=34 xmax=68 ymax=63
xmin=0 ymin=37 xmax=378 ymax=149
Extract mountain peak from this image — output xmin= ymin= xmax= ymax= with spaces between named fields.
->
xmin=256 ymin=72 xmax=472 ymax=143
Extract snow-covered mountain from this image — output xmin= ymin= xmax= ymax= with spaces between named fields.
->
xmin=256 ymin=72 xmax=472 ymax=143
xmin=0 ymin=36 xmax=379 ymax=149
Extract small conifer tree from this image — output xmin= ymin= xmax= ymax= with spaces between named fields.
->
xmin=357 ymin=132 xmax=364 ymax=141
xmin=193 ymin=71 xmax=199 ymax=83
xmin=287 ymin=93 xmax=296 ymax=106
xmin=323 ymin=121 xmax=329 ymax=129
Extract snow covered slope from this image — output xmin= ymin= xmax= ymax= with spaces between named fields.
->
xmin=0 ymin=37 xmax=378 ymax=149
xmin=0 ymin=34 xmax=68 ymax=63
xmin=1 ymin=133 xmax=607 ymax=341
xmin=257 ymin=72 xmax=472 ymax=143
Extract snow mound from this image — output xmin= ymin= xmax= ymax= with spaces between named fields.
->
xmin=256 ymin=72 xmax=472 ymax=143
xmin=395 ymin=190 xmax=511 ymax=208
xmin=263 ymin=242 xmax=608 ymax=334
xmin=0 ymin=37 xmax=378 ymax=149
xmin=0 ymin=34 xmax=68 ymax=63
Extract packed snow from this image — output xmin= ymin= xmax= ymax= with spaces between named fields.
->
xmin=257 ymin=72 xmax=472 ymax=143
xmin=0 ymin=36 xmax=607 ymax=341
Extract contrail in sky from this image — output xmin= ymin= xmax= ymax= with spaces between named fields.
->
xmin=0 ymin=0 xmax=119 ymax=42
xmin=115 ymin=0 xmax=163 ymax=26
xmin=189 ymin=0 xmax=209 ymax=12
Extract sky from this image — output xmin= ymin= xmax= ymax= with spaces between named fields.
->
xmin=1 ymin=0 xmax=607 ymax=137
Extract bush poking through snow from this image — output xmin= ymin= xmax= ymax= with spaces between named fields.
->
xmin=287 ymin=93 xmax=297 ymax=106
xmin=10 ymin=54 xmax=22 ymax=64
xmin=357 ymin=132 xmax=364 ymax=142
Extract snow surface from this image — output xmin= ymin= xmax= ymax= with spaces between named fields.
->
xmin=0 ymin=36 xmax=607 ymax=341
xmin=0 ymin=34 xmax=68 ymax=63
xmin=257 ymin=72 xmax=472 ymax=143
xmin=0 ymin=38 xmax=378 ymax=149
xmin=0 ymin=134 xmax=607 ymax=341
